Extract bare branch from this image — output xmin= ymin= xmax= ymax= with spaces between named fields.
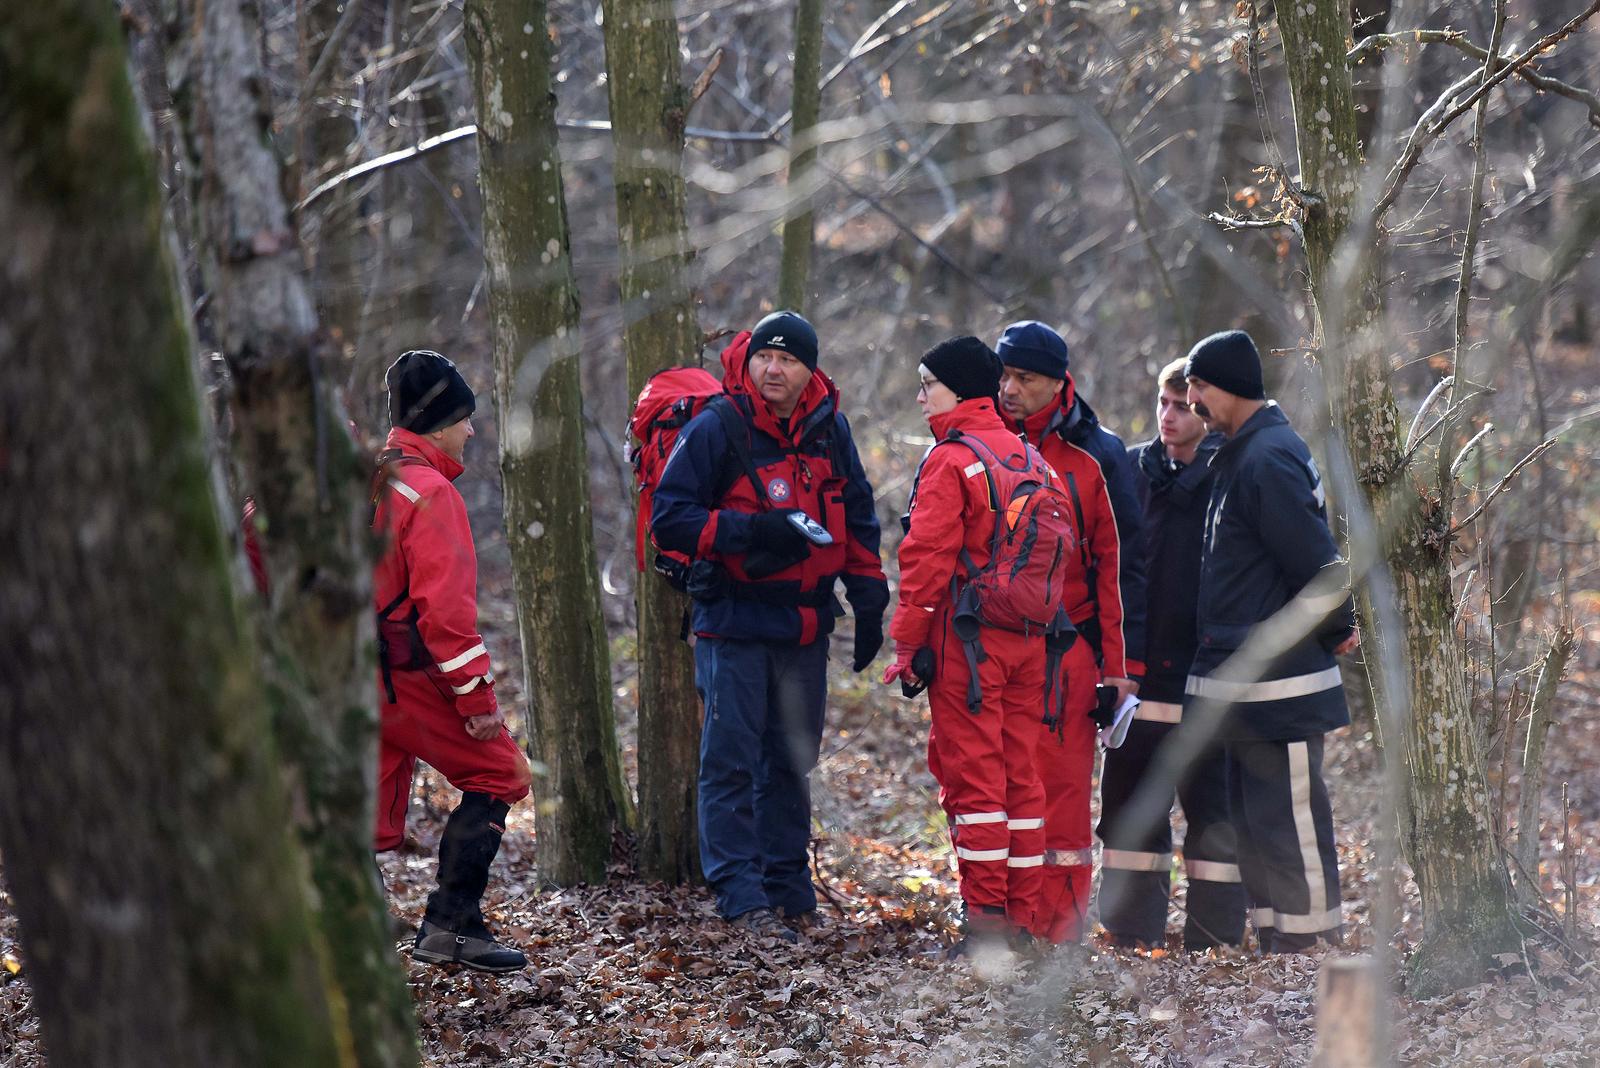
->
xmin=688 ymin=45 xmax=725 ymax=110
xmin=293 ymin=0 xmax=364 ymax=123
xmin=1350 ymin=28 xmax=1600 ymax=126
xmin=1375 ymin=1 xmax=1600 ymax=222
xmin=1206 ymin=211 xmax=1295 ymax=232
xmin=1405 ymin=375 xmax=1454 ymax=451
xmin=1450 ymin=422 xmax=1495 ymax=480
xmin=1450 ymin=437 xmax=1557 ymax=535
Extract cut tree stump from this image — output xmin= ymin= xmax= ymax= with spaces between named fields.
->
xmin=1311 ymin=955 xmax=1384 ymax=1067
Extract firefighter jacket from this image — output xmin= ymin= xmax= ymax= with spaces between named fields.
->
xmin=1187 ymin=403 xmax=1355 ymax=740
xmin=372 ymin=427 xmax=497 ymax=717
xmin=650 ymin=333 xmax=889 ymax=645
xmin=1009 ymin=378 xmax=1146 ymax=680
xmin=1128 ymin=433 xmax=1223 ymax=705
xmin=890 ymin=397 xmax=1038 ymax=651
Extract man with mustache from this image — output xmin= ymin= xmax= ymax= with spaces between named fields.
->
xmin=994 ymin=321 xmax=1146 ymax=945
xmin=1183 ymin=330 xmax=1358 ymax=952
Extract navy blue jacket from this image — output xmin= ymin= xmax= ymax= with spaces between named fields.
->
xmin=1053 ymin=393 xmax=1148 ymax=669
xmin=651 ymin=357 xmax=888 ymax=645
xmin=1186 ymin=404 xmax=1355 ymax=740
xmin=1129 ymin=433 xmax=1223 ymax=704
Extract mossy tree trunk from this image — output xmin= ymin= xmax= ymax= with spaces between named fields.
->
xmin=463 ymin=0 xmax=634 ymax=886
xmin=601 ymin=0 xmax=704 ymax=883
xmin=777 ymin=0 xmax=825 ymax=312
xmin=170 ymin=0 xmax=419 ymax=1059
xmin=0 ymin=3 xmax=352 ymax=1063
xmin=1274 ymin=2 xmax=1520 ymax=994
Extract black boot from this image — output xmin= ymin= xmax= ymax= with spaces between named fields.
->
xmin=412 ymin=792 xmax=528 ymax=973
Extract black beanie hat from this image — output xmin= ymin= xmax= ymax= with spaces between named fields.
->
xmin=1183 ymin=330 xmax=1266 ymax=401
xmin=995 ymin=320 xmax=1070 ymax=379
xmin=386 ymin=349 xmax=477 ymax=434
xmin=919 ymin=336 xmax=1003 ymax=403
xmin=748 ymin=310 xmax=819 ymax=372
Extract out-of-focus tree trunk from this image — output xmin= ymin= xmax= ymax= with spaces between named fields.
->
xmin=464 ymin=0 xmax=633 ymax=886
xmin=1275 ymin=1 xmax=1521 ymax=995
xmin=601 ymin=0 xmax=704 ymax=884
xmin=778 ymin=0 xmax=825 ymax=312
xmin=170 ymin=0 xmax=419 ymax=1058
xmin=0 ymin=2 xmax=349 ymax=1063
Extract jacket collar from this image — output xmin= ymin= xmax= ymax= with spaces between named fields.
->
xmin=720 ymin=330 xmax=838 ymax=446
xmin=385 ymin=426 xmax=465 ymax=481
xmin=1215 ymin=402 xmax=1285 ymax=462
xmin=1013 ymin=372 xmax=1097 ymax=445
xmin=1141 ymin=433 xmax=1224 ymax=497
xmin=929 ymin=396 xmax=1008 ymax=440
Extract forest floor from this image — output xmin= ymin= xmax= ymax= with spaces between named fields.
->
xmin=3 ymin=621 xmax=1598 ymax=1064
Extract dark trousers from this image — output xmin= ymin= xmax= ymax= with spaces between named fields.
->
xmin=695 ymin=636 xmax=828 ymax=919
xmin=1227 ymin=734 xmax=1342 ymax=950
xmin=1097 ymin=713 xmax=1245 ymax=948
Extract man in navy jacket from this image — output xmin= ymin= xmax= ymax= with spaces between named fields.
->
xmin=1183 ymin=330 xmax=1358 ymax=952
xmin=651 ymin=311 xmax=888 ymax=941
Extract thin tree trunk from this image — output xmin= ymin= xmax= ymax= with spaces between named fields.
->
xmin=1515 ymin=626 xmax=1576 ymax=899
xmin=778 ymin=0 xmax=825 ymax=312
xmin=1275 ymin=2 xmax=1521 ymax=994
xmin=171 ymin=0 xmax=419 ymax=1059
xmin=463 ymin=0 xmax=633 ymax=886
xmin=601 ymin=0 xmax=704 ymax=883
xmin=0 ymin=3 xmax=348 ymax=1062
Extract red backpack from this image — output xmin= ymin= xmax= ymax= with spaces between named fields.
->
xmin=913 ymin=430 xmax=1079 ymax=726
xmin=627 ymin=366 xmax=762 ymax=591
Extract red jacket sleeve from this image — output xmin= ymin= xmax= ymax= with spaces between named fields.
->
xmin=890 ymin=449 xmax=970 ymax=650
xmin=397 ymin=479 xmax=497 ymax=717
xmin=1081 ymin=459 xmax=1132 ymax=679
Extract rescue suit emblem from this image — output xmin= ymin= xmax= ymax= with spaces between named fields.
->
xmin=767 ymin=477 xmax=792 ymax=502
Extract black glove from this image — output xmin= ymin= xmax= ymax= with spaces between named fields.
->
xmin=749 ymin=509 xmax=812 ymax=554
xmin=851 ymin=616 xmax=884 ymax=672
xmin=901 ymin=647 xmax=937 ymax=699
xmin=1089 ymin=682 xmax=1118 ymax=728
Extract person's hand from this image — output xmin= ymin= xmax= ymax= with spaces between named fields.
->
xmin=1333 ymin=628 xmax=1361 ymax=656
xmin=1103 ymin=676 xmax=1138 ymax=705
xmin=882 ymin=645 xmax=920 ymax=686
xmin=749 ymin=509 xmax=811 ymax=554
xmin=852 ymin=616 xmax=884 ymax=672
xmin=464 ymin=709 xmax=505 ymax=741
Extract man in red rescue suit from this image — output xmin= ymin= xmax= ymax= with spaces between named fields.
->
xmin=372 ymin=349 xmax=533 ymax=972
xmin=651 ymin=312 xmax=889 ymax=942
xmin=995 ymin=320 xmax=1147 ymax=944
xmin=884 ymin=336 xmax=1050 ymax=956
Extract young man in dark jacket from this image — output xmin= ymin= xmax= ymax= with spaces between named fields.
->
xmin=995 ymin=321 xmax=1146 ymax=943
xmin=1097 ymin=357 xmax=1243 ymax=950
xmin=651 ymin=312 xmax=889 ymax=941
xmin=1183 ymin=331 xmax=1359 ymax=952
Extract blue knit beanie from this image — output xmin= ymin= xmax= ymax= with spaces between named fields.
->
xmin=995 ymin=320 xmax=1070 ymax=379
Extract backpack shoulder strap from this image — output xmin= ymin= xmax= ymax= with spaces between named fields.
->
xmin=708 ymin=395 xmax=771 ymax=510
xmin=1062 ymin=469 xmax=1098 ymax=593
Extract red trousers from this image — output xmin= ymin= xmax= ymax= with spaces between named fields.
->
xmin=373 ymin=669 xmax=532 ymax=851
xmin=1033 ymin=638 xmax=1098 ymax=943
xmin=925 ymin=615 xmax=1046 ymax=930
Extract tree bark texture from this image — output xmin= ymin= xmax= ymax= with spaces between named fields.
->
xmin=173 ymin=0 xmax=419 ymax=1058
xmin=0 ymin=4 xmax=348 ymax=1063
xmin=778 ymin=0 xmax=825 ymax=312
xmin=464 ymin=0 xmax=634 ymax=886
xmin=1275 ymin=3 xmax=1521 ymax=993
xmin=601 ymin=0 xmax=704 ymax=883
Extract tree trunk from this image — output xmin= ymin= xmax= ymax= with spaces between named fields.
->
xmin=463 ymin=0 xmax=633 ymax=886
xmin=777 ymin=0 xmax=825 ymax=312
xmin=0 ymin=4 xmax=348 ymax=1063
xmin=600 ymin=0 xmax=704 ymax=883
xmin=1275 ymin=3 xmax=1521 ymax=994
xmin=171 ymin=0 xmax=419 ymax=1059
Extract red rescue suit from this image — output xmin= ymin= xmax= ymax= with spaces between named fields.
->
xmin=371 ymin=428 xmax=531 ymax=850
xmin=891 ymin=398 xmax=1047 ymax=930
xmin=1016 ymin=382 xmax=1136 ymax=942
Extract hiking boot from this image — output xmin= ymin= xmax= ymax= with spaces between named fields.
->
xmin=946 ymin=904 xmax=1015 ymax=962
xmin=778 ymin=906 xmax=827 ymax=935
xmin=412 ymin=919 xmax=528 ymax=973
xmin=731 ymin=907 xmax=800 ymax=944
